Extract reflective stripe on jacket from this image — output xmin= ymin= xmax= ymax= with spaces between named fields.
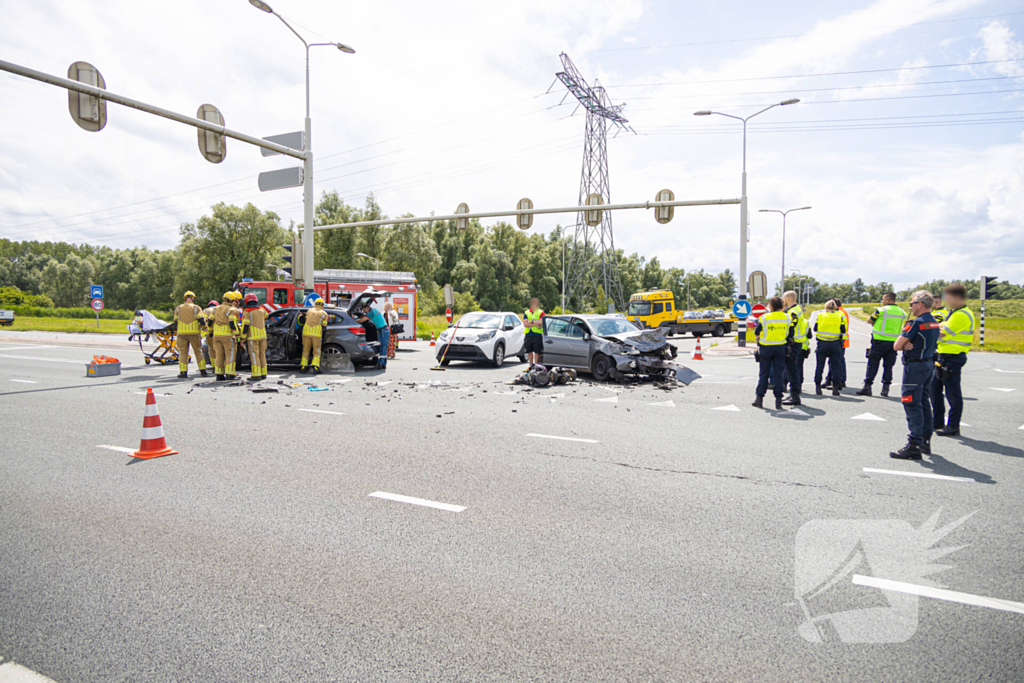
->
xmin=757 ymin=310 xmax=792 ymax=346
xmin=303 ymin=308 xmax=329 ymax=336
xmin=936 ymin=306 xmax=975 ymax=355
xmin=244 ymin=309 xmax=267 ymax=340
xmin=871 ymin=304 xmax=907 ymax=342
xmin=787 ymin=304 xmax=809 ymax=346
xmin=212 ymin=303 xmax=235 ymax=337
xmin=174 ymin=303 xmax=204 ymax=334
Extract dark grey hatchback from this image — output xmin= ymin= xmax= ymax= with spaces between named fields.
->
xmin=238 ymin=305 xmax=379 ymax=368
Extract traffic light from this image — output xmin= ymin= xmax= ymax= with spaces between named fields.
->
xmin=981 ymin=275 xmax=998 ymax=301
xmin=283 ymin=235 xmax=304 ymax=283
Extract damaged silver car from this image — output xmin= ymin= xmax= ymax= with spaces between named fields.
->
xmin=541 ymin=314 xmax=699 ymax=384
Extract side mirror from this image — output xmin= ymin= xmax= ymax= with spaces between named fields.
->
xmin=583 ymin=332 xmax=591 ymax=341
xmin=448 ymin=323 xmax=454 ymax=328
xmin=503 ymin=324 xmax=514 ymax=331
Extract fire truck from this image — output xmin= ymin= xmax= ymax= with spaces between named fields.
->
xmin=235 ymin=269 xmax=420 ymax=341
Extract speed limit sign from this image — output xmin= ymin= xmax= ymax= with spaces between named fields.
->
xmin=91 ymin=298 xmax=105 ymax=312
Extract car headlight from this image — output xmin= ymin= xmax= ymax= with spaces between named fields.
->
xmin=476 ymin=330 xmax=496 ymax=341
xmin=439 ymin=331 xmax=451 ymax=341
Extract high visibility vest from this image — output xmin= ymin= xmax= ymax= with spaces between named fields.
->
xmin=936 ymin=306 xmax=975 ymax=355
xmin=871 ymin=304 xmax=907 ymax=342
xmin=303 ymin=308 xmax=328 ymax=336
xmin=203 ymin=307 xmax=216 ymax=334
xmin=524 ymin=308 xmax=544 ymax=334
xmin=839 ymin=307 xmax=850 ymax=345
xmin=757 ymin=310 xmax=791 ymax=346
xmin=174 ymin=303 xmax=203 ymax=334
xmin=787 ymin=304 xmax=809 ymax=347
xmin=816 ymin=311 xmax=843 ymax=342
xmin=212 ymin=303 xmax=235 ymax=337
xmin=244 ymin=309 xmax=267 ymax=340
xmin=932 ymin=308 xmax=948 ymax=323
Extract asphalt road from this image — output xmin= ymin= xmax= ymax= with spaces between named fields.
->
xmin=1 ymin=319 xmax=1022 ymax=682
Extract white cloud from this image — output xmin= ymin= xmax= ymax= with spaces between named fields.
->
xmin=976 ymin=20 xmax=1024 ymax=77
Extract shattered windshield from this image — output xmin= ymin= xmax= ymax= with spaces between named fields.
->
xmin=627 ymin=301 xmax=651 ymax=316
xmin=591 ymin=318 xmax=641 ymax=336
xmin=457 ymin=313 xmax=502 ymax=329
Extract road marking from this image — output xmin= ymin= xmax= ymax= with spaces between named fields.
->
xmin=712 ymin=404 xmax=741 ymax=412
xmin=377 ymin=381 xmax=393 ymax=387
xmin=595 ymin=395 xmax=618 ymax=403
xmin=991 ymin=387 xmax=1016 ymax=392
xmin=9 ymin=379 xmax=37 ymax=384
xmin=97 ymin=445 xmax=136 ymax=455
xmin=328 ymin=378 xmax=353 ymax=384
xmin=994 ymin=368 xmax=1024 ymax=374
xmin=527 ymin=433 xmax=599 ymax=444
xmin=1019 ymin=424 xmax=1024 ymax=430
xmin=862 ymin=468 xmax=974 ymax=483
xmin=785 ymin=408 xmax=810 ymax=417
xmin=695 ymin=381 xmax=739 ymax=385
xmin=852 ymin=575 xmax=1024 ymax=615
xmin=298 ymin=409 xmax=345 ymax=415
xmin=961 ymin=422 xmax=971 ymax=427
xmin=0 ymin=661 xmax=60 ymax=682
xmin=0 ymin=345 xmax=54 ymax=351
xmin=133 ymin=391 xmax=172 ymax=397
xmin=649 ymin=399 xmax=676 ymax=407
xmin=851 ymin=412 xmax=887 ymax=421
xmin=0 ymin=354 xmax=84 ymax=364
xmin=369 ymin=491 xmax=466 ymax=513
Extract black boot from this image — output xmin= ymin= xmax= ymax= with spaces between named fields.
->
xmin=815 ymin=384 xmax=823 ymax=396
xmin=300 ymin=366 xmax=309 ymax=374
xmin=752 ymin=396 xmax=764 ymax=408
xmin=775 ymin=396 xmax=784 ymax=410
xmin=200 ymin=369 xmax=209 ymax=377
xmin=921 ymin=437 xmax=932 ymax=455
xmin=313 ymin=367 xmax=322 ymax=375
xmin=935 ymin=426 xmax=960 ymax=437
xmin=782 ymin=393 xmax=801 ymax=406
xmin=890 ymin=442 xmax=922 ymax=460
xmin=178 ymin=371 xmax=188 ymax=379
xmin=215 ymin=374 xmax=226 ymax=381
xmin=823 ymin=381 xmax=832 ymax=389
xmin=856 ymin=383 xmax=872 ymax=396
xmin=880 ymin=383 xmax=890 ymax=397
xmin=832 ymin=385 xmax=841 ymax=396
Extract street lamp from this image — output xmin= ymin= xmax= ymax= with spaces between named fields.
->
xmin=356 ymin=252 xmax=380 ymax=270
xmin=759 ymin=206 xmax=811 ymax=295
xmin=250 ymin=0 xmax=354 ymax=294
xmin=694 ymin=97 xmax=799 ymax=345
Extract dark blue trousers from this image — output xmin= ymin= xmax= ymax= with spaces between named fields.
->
xmin=933 ymin=353 xmax=967 ymax=430
xmin=786 ymin=343 xmax=805 ymax=394
xmin=864 ymin=339 xmax=897 ymax=386
xmin=902 ymin=360 xmax=934 ymax=445
xmin=814 ymin=341 xmax=842 ymax=386
xmin=756 ymin=345 xmax=787 ymax=398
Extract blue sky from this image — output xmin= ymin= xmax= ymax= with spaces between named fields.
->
xmin=1 ymin=0 xmax=1022 ymax=290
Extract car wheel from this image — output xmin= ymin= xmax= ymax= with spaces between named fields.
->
xmin=591 ymin=353 xmax=612 ymax=382
xmin=713 ymin=324 xmax=726 ymax=337
xmin=491 ymin=342 xmax=505 ymax=367
xmin=322 ymin=343 xmax=345 ymax=357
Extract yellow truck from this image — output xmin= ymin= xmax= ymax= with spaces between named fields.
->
xmin=626 ymin=289 xmax=737 ymax=338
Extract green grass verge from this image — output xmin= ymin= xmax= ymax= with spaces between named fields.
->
xmin=5 ymin=316 xmax=132 ymax=334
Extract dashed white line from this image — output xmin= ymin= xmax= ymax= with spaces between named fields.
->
xmin=0 ymin=345 xmax=54 ymax=351
xmin=0 ymin=660 xmax=60 ymax=682
xmin=369 ymin=491 xmax=466 ymax=512
xmin=649 ymin=399 xmax=676 ymax=407
xmin=297 ymin=409 xmax=345 ymax=415
xmin=97 ymin=445 xmax=136 ymax=454
xmin=594 ymin=395 xmax=618 ymax=403
xmin=990 ymin=387 xmax=1016 ymax=392
xmin=853 ymin=575 xmax=1024 ymax=615
xmin=0 ymin=354 xmax=83 ymax=364
xmin=712 ymin=404 xmax=741 ymax=412
xmin=527 ymin=433 xmax=599 ymax=444
xmin=851 ymin=412 xmax=887 ymax=421
xmin=862 ymin=468 xmax=974 ymax=483
xmin=9 ymin=379 xmax=37 ymax=384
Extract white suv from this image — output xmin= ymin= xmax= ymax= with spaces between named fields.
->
xmin=436 ymin=311 xmax=526 ymax=367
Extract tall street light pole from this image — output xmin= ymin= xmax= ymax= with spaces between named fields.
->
xmin=694 ymin=98 xmax=799 ymax=346
xmin=759 ymin=206 xmax=811 ymax=295
xmin=249 ymin=0 xmax=354 ymax=294
xmin=356 ymin=252 xmax=380 ymax=271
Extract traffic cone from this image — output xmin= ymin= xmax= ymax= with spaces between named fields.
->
xmin=132 ymin=388 xmax=178 ymax=459
xmin=429 ymin=332 xmax=436 ymax=347
xmin=692 ymin=336 xmax=704 ymax=361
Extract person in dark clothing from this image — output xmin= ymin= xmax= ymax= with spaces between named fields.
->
xmin=890 ymin=290 xmax=941 ymax=460
xmin=752 ymin=296 xmax=793 ymax=410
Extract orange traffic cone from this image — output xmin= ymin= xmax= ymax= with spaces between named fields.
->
xmin=132 ymin=388 xmax=178 ymax=459
xmin=692 ymin=336 xmax=704 ymax=361
xmin=429 ymin=332 xmax=436 ymax=347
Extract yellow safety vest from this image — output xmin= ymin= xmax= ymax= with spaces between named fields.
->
xmin=932 ymin=308 xmax=948 ymax=323
xmin=871 ymin=304 xmax=907 ymax=342
xmin=757 ymin=310 xmax=791 ymax=346
xmin=816 ymin=311 xmax=843 ymax=342
xmin=787 ymin=304 xmax=809 ymax=347
xmin=936 ymin=306 xmax=975 ymax=355
xmin=303 ymin=308 xmax=328 ymax=336
xmin=524 ymin=308 xmax=544 ymax=335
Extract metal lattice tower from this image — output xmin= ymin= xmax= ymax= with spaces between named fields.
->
xmin=555 ymin=52 xmax=634 ymax=312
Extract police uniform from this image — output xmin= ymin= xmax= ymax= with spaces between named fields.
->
xmin=859 ymin=303 xmax=907 ymax=396
xmin=783 ymin=303 xmax=810 ymax=404
xmin=813 ymin=310 xmax=846 ymax=395
xmin=243 ymin=307 xmax=268 ymax=380
xmin=753 ymin=309 xmax=793 ymax=407
xmin=173 ymin=298 xmax=207 ymax=378
xmin=523 ymin=307 xmax=544 ymax=361
xmin=933 ymin=305 xmax=975 ymax=435
xmin=300 ymin=304 xmax=329 ymax=372
xmin=895 ymin=311 xmax=940 ymax=456
xmin=211 ymin=299 xmax=238 ymax=380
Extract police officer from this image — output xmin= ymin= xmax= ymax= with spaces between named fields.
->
xmin=210 ymin=294 xmax=239 ymax=381
xmin=890 ymin=290 xmax=941 ymax=460
xmin=813 ymin=300 xmax=845 ymax=396
xmin=856 ymin=292 xmax=907 ymax=397
xmin=172 ymin=291 xmax=208 ymax=379
xmin=752 ymin=296 xmax=793 ymax=410
xmin=781 ymin=290 xmax=810 ymax=406
xmin=933 ymin=283 xmax=975 ymax=437
xmin=242 ymin=293 xmax=268 ymax=381
xmin=300 ymin=297 xmax=329 ymax=374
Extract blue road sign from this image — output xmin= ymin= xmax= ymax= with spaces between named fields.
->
xmin=732 ymin=300 xmax=751 ymax=318
xmin=90 ymin=285 xmax=104 ymax=299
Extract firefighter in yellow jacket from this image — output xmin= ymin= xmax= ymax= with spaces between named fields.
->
xmin=300 ymin=298 xmax=329 ymax=374
xmin=211 ymin=293 xmax=239 ymax=381
xmin=242 ymin=293 xmax=268 ymax=381
xmin=173 ymin=291 xmax=208 ymax=379
xmin=202 ymin=299 xmax=218 ymax=369
xmin=225 ymin=291 xmax=244 ymax=379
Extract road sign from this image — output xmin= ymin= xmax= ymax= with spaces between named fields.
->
xmin=585 ymin=193 xmax=603 ymax=227
xmin=90 ymin=298 xmax=104 ymax=312
xmin=456 ymin=203 xmax=470 ymax=232
xmin=748 ymin=270 xmax=768 ymax=299
xmin=197 ymin=104 xmax=226 ymax=164
xmin=90 ymin=285 xmax=104 ymax=299
xmin=751 ymin=303 xmax=767 ymax=319
xmin=443 ymin=284 xmax=455 ymax=308
xmin=732 ymin=300 xmax=751 ymax=318
xmin=445 ymin=308 xmax=453 ymax=323
xmin=260 ymin=131 xmax=305 ymax=157
xmin=654 ymin=189 xmax=674 ymax=224
xmin=67 ymin=61 xmax=107 ymax=132
xmin=516 ymin=198 xmax=534 ymax=230
xmin=258 ymin=166 xmax=304 ymax=192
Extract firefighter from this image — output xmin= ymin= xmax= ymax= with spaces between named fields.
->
xmin=242 ymin=293 xmax=268 ymax=381
xmin=211 ymin=293 xmax=239 ymax=381
xmin=224 ymin=291 xmax=244 ymax=379
xmin=300 ymin=297 xmax=329 ymax=374
xmin=202 ymin=299 xmax=218 ymax=369
xmin=173 ymin=291 xmax=207 ymax=379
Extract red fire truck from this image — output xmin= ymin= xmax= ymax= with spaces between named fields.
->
xmin=236 ymin=269 xmax=420 ymax=341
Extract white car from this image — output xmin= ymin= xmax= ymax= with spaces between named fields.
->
xmin=436 ymin=311 xmax=526 ymax=367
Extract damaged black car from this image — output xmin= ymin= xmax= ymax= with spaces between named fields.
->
xmin=540 ymin=314 xmax=699 ymax=384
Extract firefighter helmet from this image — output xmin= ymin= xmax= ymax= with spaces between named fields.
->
xmin=208 ymin=300 xmax=219 ymax=307
xmin=244 ymin=293 xmax=259 ymax=307
xmin=314 ymin=298 xmax=325 ymax=307
xmin=183 ymin=290 xmax=196 ymax=300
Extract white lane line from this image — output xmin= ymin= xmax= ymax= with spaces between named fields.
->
xmin=97 ymin=445 xmax=136 ymax=454
xmin=851 ymin=412 xmax=887 ymax=421
xmin=695 ymin=381 xmax=739 ymax=385
xmin=328 ymin=378 xmax=353 ymax=384
xmin=1019 ymin=424 xmax=1024 ymax=430
xmin=369 ymin=491 xmax=466 ymax=513
xmin=785 ymin=408 xmax=811 ymax=417
xmin=297 ymin=409 xmax=345 ymax=415
xmin=0 ymin=354 xmax=83 ymax=364
xmin=853 ymin=575 xmax=1024 ymax=615
xmin=527 ymin=433 xmax=599 ymax=444
xmin=133 ymin=391 xmax=172 ymax=396
xmin=0 ymin=345 xmax=54 ymax=351
xmin=594 ymin=395 xmax=618 ymax=403
xmin=991 ymin=387 xmax=1017 ymax=392
xmin=863 ymin=468 xmax=974 ymax=483
xmin=712 ymin=404 xmax=741 ymax=412
xmin=649 ymin=399 xmax=676 ymax=407
xmin=9 ymin=379 xmax=37 ymax=384
xmin=994 ymin=368 xmax=1024 ymax=374
xmin=0 ymin=661 xmax=60 ymax=682
xmin=377 ymin=381 xmax=393 ymax=387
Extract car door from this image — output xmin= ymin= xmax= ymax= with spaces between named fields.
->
xmin=504 ymin=314 xmax=525 ymax=355
xmin=265 ymin=310 xmax=296 ymax=364
xmin=543 ymin=318 xmax=590 ymax=368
